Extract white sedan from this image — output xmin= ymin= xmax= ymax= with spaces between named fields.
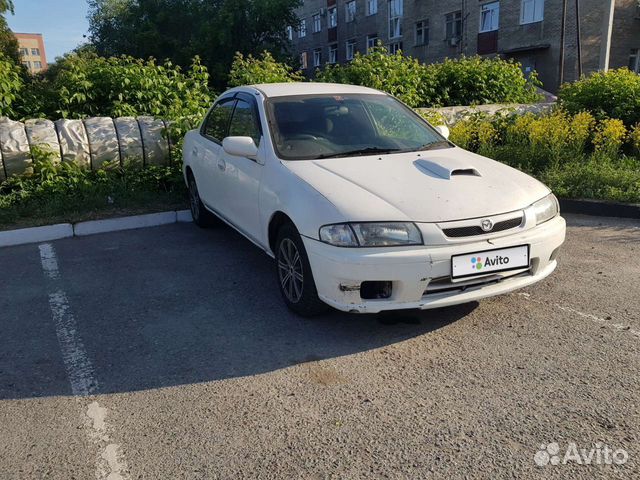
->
xmin=183 ymin=83 xmax=565 ymax=316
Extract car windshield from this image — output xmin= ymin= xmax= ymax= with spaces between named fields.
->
xmin=266 ymin=93 xmax=450 ymax=160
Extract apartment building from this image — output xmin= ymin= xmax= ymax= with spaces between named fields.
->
xmin=14 ymin=32 xmax=47 ymax=74
xmin=290 ymin=0 xmax=640 ymax=92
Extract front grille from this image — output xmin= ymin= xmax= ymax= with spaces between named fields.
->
xmin=443 ymin=216 xmax=523 ymax=238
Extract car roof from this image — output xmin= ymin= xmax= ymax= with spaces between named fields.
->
xmin=232 ymin=82 xmax=386 ymax=98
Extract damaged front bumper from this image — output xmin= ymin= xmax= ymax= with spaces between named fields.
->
xmin=302 ymin=216 xmax=566 ymax=314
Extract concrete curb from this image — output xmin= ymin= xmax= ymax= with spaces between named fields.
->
xmin=559 ymin=199 xmax=640 ymax=220
xmin=0 ymin=210 xmax=192 ymax=248
xmin=0 ymin=223 xmax=74 ymax=248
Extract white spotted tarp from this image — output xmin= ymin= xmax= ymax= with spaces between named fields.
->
xmin=138 ymin=116 xmax=171 ymax=166
xmin=25 ymin=119 xmax=61 ymax=162
xmin=0 ymin=117 xmax=32 ymax=178
xmin=84 ymin=117 xmax=120 ymax=169
xmin=55 ymin=119 xmax=91 ymax=167
xmin=0 ymin=116 xmax=173 ymax=179
xmin=114 ymin=117 xmax=144 ymax=167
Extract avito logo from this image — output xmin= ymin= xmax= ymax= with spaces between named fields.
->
xmin=471 ymin=255 xmax=510 ymax=271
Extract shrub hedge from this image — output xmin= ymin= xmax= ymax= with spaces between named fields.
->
xmin=317 ymin=47 xmax=541 ymax=107
xmin=559 ymin=69 xmax=640 ymax=127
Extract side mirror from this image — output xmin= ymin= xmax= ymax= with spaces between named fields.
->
xmin=434 ymin=125 xmax=450 ymax=140
xmin=222 ymin=136 xmax=258 ymax=158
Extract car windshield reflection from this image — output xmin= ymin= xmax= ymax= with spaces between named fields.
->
xmin=266 ymin=93 xmax=450 ymax=160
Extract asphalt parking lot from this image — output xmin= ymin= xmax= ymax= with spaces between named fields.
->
xmin=0 ymin=213 xmax=638 ymax=479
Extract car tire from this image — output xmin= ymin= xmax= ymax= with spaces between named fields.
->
xmin=275 ymin=223 xmax=329 ymax=317
xmin=187 ymin=171 xmax=219 ymax=228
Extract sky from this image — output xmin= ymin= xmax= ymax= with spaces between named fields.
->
xmin=7 ymin=0 xmax=90 ymax=61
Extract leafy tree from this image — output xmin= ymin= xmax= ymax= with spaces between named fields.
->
xmin=0 ymin=52 xmax=23 ymax=116
xmin=228 ymin=51 xmax=303 ymax=87
xmin=0 ymin=0 xmax=20 ymax=65
xmin=87 ymin=0 xmax=301 ymax=88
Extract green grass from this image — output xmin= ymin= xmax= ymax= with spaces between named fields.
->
xmin=0 ymin=163 xmax=188 ymax=231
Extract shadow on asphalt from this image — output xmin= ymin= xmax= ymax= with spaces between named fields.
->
xmin=0 ymin=223 xmax=476 ymax=399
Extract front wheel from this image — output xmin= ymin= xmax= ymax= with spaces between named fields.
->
xmin=275 ymin=223 xmax=329 ymax=317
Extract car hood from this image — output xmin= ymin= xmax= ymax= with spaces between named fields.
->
xmin=283 ymin=147 xmax=550 ymax=223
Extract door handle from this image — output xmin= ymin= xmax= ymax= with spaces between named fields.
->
xmin=217 ymin=159 xmax=226 ymax=171
xmin=191 ymin=147 xmax=198 ymax=156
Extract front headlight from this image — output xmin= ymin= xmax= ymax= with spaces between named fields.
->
xmin=531 ymin=194 xmax=560 ymax=225
xmin=319 ymin=222 xmax=423 ymax=247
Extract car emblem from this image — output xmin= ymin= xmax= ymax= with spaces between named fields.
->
xmin=481 ymin=219 xmax=494 ymax=232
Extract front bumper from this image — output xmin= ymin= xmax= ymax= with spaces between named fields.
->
xmin=303 ymin=216 xmax=566 ymax=313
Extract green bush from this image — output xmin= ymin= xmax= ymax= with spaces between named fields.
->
xmin=559 ymin=68 xmax=640 ymax=127
xmin=0 ymin=52 xmax=23 ymax=117
xmin=427 ymin=56 xmax=542 ymax=107
xmin=317 ymin=47 xmax=540 ymax=107
xmin=228 ymin=51 xmax=304 ymax=87
xmin=0 ymin=157 xmax=186 ymax=228
xmin=13 ymin=52 xmax=211 ymax=131
xmin=317 ymin=46 xmax=434 ymax=108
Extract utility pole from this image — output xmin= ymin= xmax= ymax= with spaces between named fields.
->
xmin=558 ymin=0 xmax=568 ymax=88
xmin=575 ymin=0 xmax=583 ymax=77
xmin=599 ymin=0 xmax=616 ymax=71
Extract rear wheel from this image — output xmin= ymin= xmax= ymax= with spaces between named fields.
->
xmin=275 ymin=223 xmax=329 ymax=317
xmin=187 ymin=172 xmax=218 ymax=228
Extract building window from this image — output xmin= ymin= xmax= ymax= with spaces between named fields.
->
xmin=367 ymin=34 xmax=379 ymax=52
xmin=313 ymin=49 xmax=322 ymax=67
xmin=630 ymin=49 xmax=640 ymax=73
xmin=286 ymin=26 xmax=293 ymax=41
xmin=521 ymin=0 xmax=544 ymax=25
xmin=480 ymin=2 xmax=500 ymax=32
xmin=33 ymin=61 xmax=42 ymax=69
xmin=388 ymin=41 xmax=403 ymax=54
xmin=389 ymin=0 xmax=403 ymax=39
xmin=299 ymin=19 xmax=307 ymax=38
xmin=313 ymin=14 xmax=322 ymax=33
xmin=445 ymin=11 xmax=463 ymax=40
xmin=346 ymin=40 xmax=356 ymax=60
xmin=329 ymin=44 xmax=338 ymax=64
xmin=328 ymin=7 xmax=338 ymax=28
xmin=415 ymin=20 xmax=429 ymax=45
xmin=22 ymin=60 xmax=30 ymax=68
xmin=346 ymin=1 xmax=356 ymax=23
xmin=300 ymin=52 xmax=308 ymax=69
xmin=367 ymin=0 xmax=378 ymax=16
xmin=20 ymin=48 xmax=28 ymax=56
xmin=31 ymin=48 xmax=40 ymax=56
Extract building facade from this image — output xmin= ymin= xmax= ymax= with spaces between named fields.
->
xmin=14 ymin=33 xmax=47 ymax=74
xmin=290 ymin=0 xmax=640 ymax=92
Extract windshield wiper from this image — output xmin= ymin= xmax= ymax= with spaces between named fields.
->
xmin=418 ymin=140 xmax=453 ymax=151
xmin=316 ymin=147 xmax=401 ymax=159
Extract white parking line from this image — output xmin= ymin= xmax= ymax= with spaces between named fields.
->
xmin=38 ymin=243 xmax=131 ymax=480
xmin=515 ymin=292 xmax=640 ymax=339
xmin=39 ymin=244 xmax=96 ymax=396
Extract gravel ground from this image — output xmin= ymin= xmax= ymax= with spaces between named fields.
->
xmin=0 ymin=214 xmax=638 ymax=479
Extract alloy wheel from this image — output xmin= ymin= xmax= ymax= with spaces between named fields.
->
xmin=189 ymin=178 xmax=200 ymax=221
xmin=278 ymin=238 xmax=304 ymax=303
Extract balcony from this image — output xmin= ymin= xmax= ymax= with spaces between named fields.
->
xmin=477 ymin=30 xmax=498 ymax=55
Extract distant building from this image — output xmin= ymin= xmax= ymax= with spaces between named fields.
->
xmin=14 ymin=32 xmax=47 ymax=74
xmin=290 ymin=0 xmax=640 ymax=92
